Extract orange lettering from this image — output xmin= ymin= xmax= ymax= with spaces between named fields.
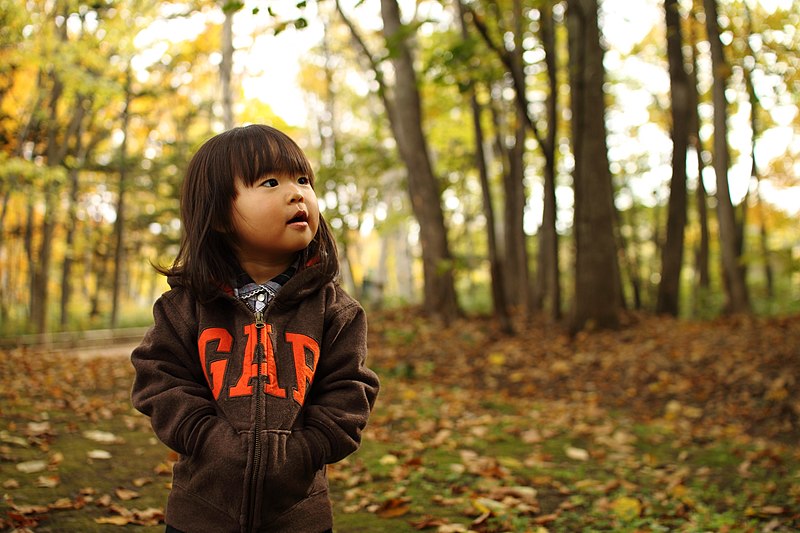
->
xmin=230 ymin=323 xmax=286 ymax=398
xmin=286 ymin=333 xmax=320 ymax=405
xmin=198 ymin=328 xmax=232 ymax=400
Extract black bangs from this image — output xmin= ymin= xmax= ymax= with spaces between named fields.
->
xmin=230 ymin=125 xmax=314 ymax=187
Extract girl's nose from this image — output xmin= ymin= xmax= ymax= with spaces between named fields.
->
xmin=288 ymin=185 xmax=304 ymax=203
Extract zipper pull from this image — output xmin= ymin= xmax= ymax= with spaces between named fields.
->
xmin=254 ymin=309 xmax=266 ymax=363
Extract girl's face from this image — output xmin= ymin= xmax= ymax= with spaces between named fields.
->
xmin=230 ymin=172 xmax=320 ymax=276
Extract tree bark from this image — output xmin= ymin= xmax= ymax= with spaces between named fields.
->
xmin=30 ymin=63 xmax=65 ymax=334
xmin=702 ymin=0 xmax=750 ymax=314
xmin=536 ymin=0 xmax=561 ymax=321
xmin=111 ymin=68 xmax=132 ymax=328
xmin=566 ymin=0 xmax=620 ymax=332
xmin=656 ymin=0 xmax=691 ymax=316
xmin=377 ymin=0 xmax=460 ymax=321
xmin=687 ymin=8 xmax=710 ymax=298
xmin=502 ymin=0 xmax=532 ymax=314
xmin=59 ymin=97 xmax=93 ymax=326
xmin=220 ymin=4 xmax=234 ymax=130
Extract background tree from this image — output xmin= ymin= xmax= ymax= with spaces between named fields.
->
xmin=656 ymin=0 xmax=692 ymax=316
xmin=566 ymin=0 xmax=621 ymax=332
xmin=335 ymin=0 xmax=460 ymax=322
xmin=702 ymin=0 xmax=750 ymax=313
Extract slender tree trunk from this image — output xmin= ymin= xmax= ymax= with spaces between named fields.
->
xmin=687 ymin=8 xmax=711 ymax=295
xmin=59 ymin=99 xmax=91 ymax=327
xmin=30 ymin=64 xmax=66 ymax=334
xmin=504 ymin=111 xmax=530 ymax=313
xmin=378 ymin=0 xmax=459 ymax=321
xmin=456 ymin=1 xmax=513 ymax=334
xmin=702 ymin=0 xmax=750 ymax=313
xmin=616 ymin=194 xmax=643 ymax=310
xmin=504 ymin=0 xmax=532 ymax=314
xmin=220 ymin=4 xmax=234 ymax=130
xmin=537 ymin=0 xmax=561 ymax=321
xmin=656 ymin=0 xmax=691 ymax=316
xmin=566 ymin=0 xmax=620 ymax=332
xmin=30 ymin=185 xmax=57 ymax=334
xmin=743 ymin=4 xmax=773 ymax=299
xmin=111 ymin=68 xmax=132 ymax=328
xmin=60 ymin=166 xmax=79 ymax=327
xmin=337 ymin=0 xmax=458 ymax=320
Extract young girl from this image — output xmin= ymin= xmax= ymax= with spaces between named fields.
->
xmin=131 ymin=124 xmax=380 ymax=533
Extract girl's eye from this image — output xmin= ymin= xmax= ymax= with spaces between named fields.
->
xmin=297 ymin=176 xmax=310 ymax=185
xmin=260 ymin=178 xmax=279 ymax=188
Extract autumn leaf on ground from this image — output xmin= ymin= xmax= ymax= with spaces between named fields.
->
xmin=375 ymin=497 xmax=412 ymax=518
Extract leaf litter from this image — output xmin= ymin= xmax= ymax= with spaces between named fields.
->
xmin=0 ymin=310 xmax=798 ymax=531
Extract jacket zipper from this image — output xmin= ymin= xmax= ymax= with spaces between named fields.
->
xmin=246 ymin=308 xmax=266 ymax=532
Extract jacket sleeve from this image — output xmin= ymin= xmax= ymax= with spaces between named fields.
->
xmin=292 ymin=300 xmax=380 ymax=468
xmin=130 ymin=291 xmax=242 ymax=457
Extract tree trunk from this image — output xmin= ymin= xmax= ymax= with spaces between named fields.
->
xmin=220 ymin=4 xmax=234 ymax=130
xmin=30 ymin=63 xmax=66 ymax=334
xmin=656 ymin=0 xmax=691 ymax=316
xmin=378 ymin=0 xmax=459 ymax=321
xmin=702 ymin=0 xmax=750 ymax=313
xmin=616 ymin=196 xmax=643 ymax=310
xmin=111 ymin=68 xmax=132 ymax=328
xmin=566 ymin=0 xmax=620 ymax=332
xmin=502 ymin=0 xmax=532 ymax=314
xmin=456 ymin=0 xmax=513 ymax=334
xmin=743 ymin=4 xmax=773 ymax=299
xmin=59 ymin=98 xmax=92 ymax=327
xmin=503 ymin=111 xmax=530 ymax=313
xmin=536 ymin=0 xmax=561 ymax=321
xmin=687 ymin=8 xmax=710 ymax=297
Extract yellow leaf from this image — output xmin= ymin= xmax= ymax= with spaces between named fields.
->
xmin=95 ymin=516 xmax=133 ymax=525
xmin=610 ymin=496 xmax=641 ymax=521
xmin=379 ymin=454 xmax=398 ymax=466
xmin=489 ymin=352 xmax=506 ymax=366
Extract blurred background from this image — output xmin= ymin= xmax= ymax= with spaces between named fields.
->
xmin=0 ymin=0 xmax=798 ymax=340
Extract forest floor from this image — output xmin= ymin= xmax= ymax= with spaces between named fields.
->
xmin=0 ymin=310 xmax=798 ymax=532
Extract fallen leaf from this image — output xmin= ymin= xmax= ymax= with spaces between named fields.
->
xmin=610 ymin=496 xmax=642 ymax=521
xmin=49 ymin=497 xmax=78 ymax=510
xmin=115 ymin=487 xmax=140 ymax=500
xmin=35 ymin=475 xmax=60 ymax=488
xmin=379 ymin=454 xmax=399 ymax=465
xmin=96 ymin=515 xmax=133 ymax=525
xmin=16 ymin=460 xmax=47 ymax=474
xmin=565 ymin=446 xmax=590 ymax=461
xmin=83 ymin=430 xmax=123 ymax=444
xmin=375 ymin=497 xmax=411 ymax=518
xmin=87 ymin=449 xmax=112 ymax=460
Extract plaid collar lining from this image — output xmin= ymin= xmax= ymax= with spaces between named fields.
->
xmin=233 ymin=262 xmax=298 ymax=313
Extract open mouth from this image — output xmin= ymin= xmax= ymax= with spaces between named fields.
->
xmin=288 ymin=211 xmax=308 ymax=224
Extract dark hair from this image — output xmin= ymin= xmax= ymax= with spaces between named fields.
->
xmin=160 ymin=124 xmax=339 ymax=300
